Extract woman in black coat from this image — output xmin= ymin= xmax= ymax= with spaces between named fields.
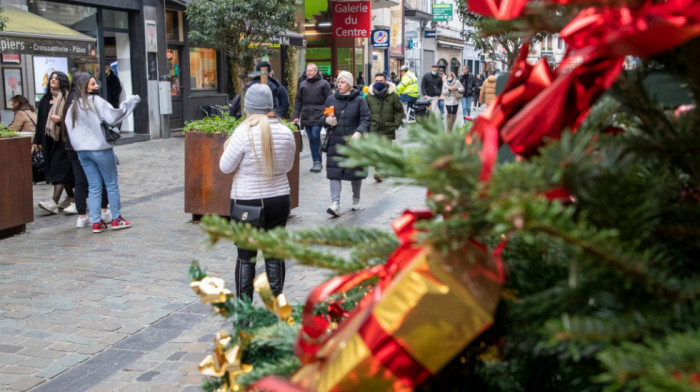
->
xmin=320 ymin=71 xmax=371 ymax=217
xmin=32 ymin=71 xmax=75 ymax=214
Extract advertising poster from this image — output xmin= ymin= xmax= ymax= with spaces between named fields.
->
xmin=3 ymin=68 xmax=23 ymax=109
xmin=33 ymin=56 xmax=68 ymax=94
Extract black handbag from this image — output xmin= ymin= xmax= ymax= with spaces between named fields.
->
xmin=92 ymin=99 xmax=121 ymax=143
xmin=230 ymin=127 xmax=265 ymax=227
xmin=320 ymin=127 xmax=333 ymax=153
xmin=32 ymin=150 xmax=45 ymax=183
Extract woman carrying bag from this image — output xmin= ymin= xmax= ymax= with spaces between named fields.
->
xmin=65 ymin=72 xmax=141 ymax=233
xmin=441 ymin=72 xmax=465 ymax=132
xmin=219 ymin=83 xmax=297 ymax=301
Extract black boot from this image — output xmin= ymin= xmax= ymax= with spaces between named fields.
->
xmin=264 ymin=259 xmax=286 ymax=297
xmin=235 ymin=258 xmax=256 ymax=302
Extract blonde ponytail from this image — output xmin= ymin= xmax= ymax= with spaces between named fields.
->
xmin=239 ymin=113 xmax=274 ymax=178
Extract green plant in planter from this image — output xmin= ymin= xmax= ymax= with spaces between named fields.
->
xmin=0 ymin=123 xmax=18 ymax=139
xmin=183 ymin=113 xmax=242 ymax=136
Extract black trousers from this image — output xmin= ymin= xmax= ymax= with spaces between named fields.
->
xmin=230 ymin=194 xmax=290 ymax=259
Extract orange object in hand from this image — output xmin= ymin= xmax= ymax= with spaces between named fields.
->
xmin=324 ymin=106 xmax=335 ymax=116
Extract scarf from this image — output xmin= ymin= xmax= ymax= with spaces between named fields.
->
xmin=46 ymin=89 xmax=65 ymax=140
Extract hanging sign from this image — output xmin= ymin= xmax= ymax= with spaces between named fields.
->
xmin=432 ymin=3 xmax=453 ymax=21
xmin=371 ymin=29 xmax=390 ymax=48
xmin=332 ymin=1 xmax=371 ymax=38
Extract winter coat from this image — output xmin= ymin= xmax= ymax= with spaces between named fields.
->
xmin=421 ymin=72 xmax=443 ymax=97
xmin=459 ymin=73 xmax=477 ymax=97
xmin=441 ymin=78 xmax=465 ymax=106
xmin=319 ymin=89 xmax=371 ymax=181
xmin=230 ymin=77 xmax=290 ymax=119
xmin=365 ymin=82 xmax=404 ymax=140
xmin=396 ymin=71 xmax=419 ymax=97
xmin=106 ymin=72 xmax=122 ymax=108
xmin=33 ymin=91 xmax=74 ymax=184
xmin=293 ymin=73 xmax=332 ymax=127
xmin=219 ymin=118 xmax=296 ymax=200
xmin=8 ymin=110 xmax=37 ymax=133
xmin=479 ymin=75 xmax=498 ymax=106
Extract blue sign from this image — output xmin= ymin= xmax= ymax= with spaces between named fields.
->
xmin=424 ymin=30 xmax=437 ymax=38
xmin=371 ymin=29 xmax=390 ymax=48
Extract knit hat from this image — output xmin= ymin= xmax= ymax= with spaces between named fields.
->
xmin=244 ymin=83 xmax=273 ymax=114
xmin=255 ymin=61 xmax=271 ymax=72
xmin=336 ymin=70 xmax=354 ymax=87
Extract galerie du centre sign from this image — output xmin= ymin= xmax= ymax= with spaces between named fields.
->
xmin=332 ymin=1 xmax=372 ymax=38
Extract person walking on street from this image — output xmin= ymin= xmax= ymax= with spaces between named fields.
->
xmin=219 ymin=83 xmax=296 ymax=301
xmin=105 ymin=65 xmax=122 ymax=109
xmin=365 ymin=73 xmax=404 ymax=182
xmin=437 ymin=67 xmax=446 ymax=117
xmin=356 ymin=72 xmax=365 ymax=86
xmin=479 ymin=73 xmax=498 ymax=107
xmin=293 ymin=63 xmax=332 ymax=173
xmin=321 ymin=71 xmax=371 ymax=216
xmin=32 ymin=71 xmax=76 ymax=215
xmin=66 ymin=72 xmax=141 ymax=233
xmin=396 ymin=65 xmax=419 ymax=116
xmin=8 ymin=95 xmax=37 ymax=133
xmin=421 ymin=65 xmax=443 ymax=117
xmin=390 ymin=72 xmax=399 ymax=85
xmin=458 ymin=66 xmax=477 ymax=119
xmin=442 ymin=72 xmax=464 ymax=132
xmin=230 ymin=62 xmax=290 ymax=119
xmin=474 ymin=74 xmax=484 ymax=109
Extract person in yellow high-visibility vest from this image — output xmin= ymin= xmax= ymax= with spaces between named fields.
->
xmin=396 ymin=65 xmax=419 ymax=114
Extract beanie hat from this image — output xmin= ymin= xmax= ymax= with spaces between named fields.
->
xmin=244 ymin=83 xmax=273 ymax=114
xmin=255 ymin=61 xmax=271 ymax=72
xmin=336 ymin=70 xmax=354 ymax=87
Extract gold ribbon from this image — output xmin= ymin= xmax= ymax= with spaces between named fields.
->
xmin=190 ymin=277 xmax=233 ymax=305
xmin=199 ymin=330 xmax=253 ymax=391
xmin=254 ymin=273 xmax=294 ymax=323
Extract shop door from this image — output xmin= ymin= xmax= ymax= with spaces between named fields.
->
xmin=167 ymin=47 xmax=184 ymax=129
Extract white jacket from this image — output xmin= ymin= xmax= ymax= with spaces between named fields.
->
xmin=66 ymin=95 xmax=141 ymax=151
xmin=219 ymin=119 xmax=296 ymax=200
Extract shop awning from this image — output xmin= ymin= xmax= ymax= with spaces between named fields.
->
xmin=0 ymin=6 xmax=97 ymax=57
xmin=437 ymin=40 xmax=465 ymax=50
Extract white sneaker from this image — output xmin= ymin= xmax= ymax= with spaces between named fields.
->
xmin=63 ymin=203 xmax=78 ymax=215
xmin=39 ymin=200 xmax=59 ymax=214
xmin=58 ymin=197 xmax=74 ymax=209
xmin=101 ymin=210 xmax=112 ymax=222
xmin=352 ymin=198 xmax=360 ymax=211
xmin=326 ymin=201 xmax=340 ymax=217
xmin=76 ymin=216 xmax=90 ymax=228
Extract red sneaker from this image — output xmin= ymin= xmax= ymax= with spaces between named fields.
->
xmin=111 ymin=216 xmax=132 ymax=230
xmin=92 ymin=220 xmax=109 ymax=233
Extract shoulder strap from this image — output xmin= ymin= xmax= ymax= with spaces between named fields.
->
xmin=24 ymin=111 xmax=37 ymax=126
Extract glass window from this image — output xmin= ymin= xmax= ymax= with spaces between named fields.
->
xmin=306 ymin=47 xmax=331 ymax=59
xmin=166 ymin=10 xmax=182 ymax=42
xmin=189 ymin=48 xmax=217 ymax=90
xmin=168 ymin=49 xmax=181 ymax=95
xmin=103 ymin=9 xmax=129 ymax=29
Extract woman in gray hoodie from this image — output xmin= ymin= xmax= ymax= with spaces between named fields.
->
xmin=65 ymin=72 xmax=140 ymax=233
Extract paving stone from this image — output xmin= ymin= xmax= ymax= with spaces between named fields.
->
xmin=36 ymin=364 xmax=68 ymax=378
xmin=16 ymin=348 xmax=64 ymax=359
xmin=7 ymin=375 xmax=45 ymax=391
xmin=0 ymin=344 xmax=22 ymax=353
xmin=135 ymin=370 xmax=159 ymax=382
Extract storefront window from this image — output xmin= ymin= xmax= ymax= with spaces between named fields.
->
xmin=167 ymin=49 xmax=181 ymax=96
xmin=355 ymin=47 xmax=364 ymax=80
xmin=189 ymin=48 xmax=217 ymax=90
xmin=336 ymin=48 xmax=352 ymax=73
xmin=166 ymin=11 xmax=183 ymax=42
xmin=103 ymin=9 xmax=128 ymax=29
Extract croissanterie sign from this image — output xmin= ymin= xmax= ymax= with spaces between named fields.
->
xmin=332 ymin=1 xmax=372 ymax=38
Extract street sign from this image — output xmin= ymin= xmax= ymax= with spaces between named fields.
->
xmin=424 ymin=30 xmax=437 ymax=38
xmin=432 ymin=3 xmax=453 ymax=21
xmin=371 ymin=29 xmax=390 ymax=48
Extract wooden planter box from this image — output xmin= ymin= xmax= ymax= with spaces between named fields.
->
xmin=0 ymin=136 xmax=33 ymax=238
xmin=184 ymin=131 xmax=301 ymax=220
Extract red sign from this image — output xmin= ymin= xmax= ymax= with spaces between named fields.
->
xmin=332 ymin=1 xmax=371 ymax=38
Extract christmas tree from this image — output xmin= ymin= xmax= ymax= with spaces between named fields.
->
xmin=190 ymin=0 xmax=700 ymax=390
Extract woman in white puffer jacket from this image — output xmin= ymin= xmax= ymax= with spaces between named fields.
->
xmin=219 ymin=83 xmax=296 ymax=302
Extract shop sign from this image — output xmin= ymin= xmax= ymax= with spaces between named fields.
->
xmin=424 ymin=30 xmax=437 ymax=38
xmin=371 ymin=29 xmax=390 ymax=48
xmin=0 ymin=36 xmax=95 ymax=58
xmin=432 ymin=3 xmax=453 ymax=21
xmin=332 ymin=1 xmax=371 ymax=38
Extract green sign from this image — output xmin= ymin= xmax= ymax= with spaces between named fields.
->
xmin=432 ymin=3 xmax=453 ymax=21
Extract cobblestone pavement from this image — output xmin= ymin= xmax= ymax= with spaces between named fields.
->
xmin=0 ymin=121 xmax=441 ymax=391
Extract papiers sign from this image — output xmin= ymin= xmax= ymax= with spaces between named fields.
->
xmin=332 ymin=1 xmax=371 ymax=38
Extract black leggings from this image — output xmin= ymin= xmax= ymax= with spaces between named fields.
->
xmin=446 ymin=104 xmax=459 ymax=114
xmin=230 ymin=194 xmax=290 ymax=259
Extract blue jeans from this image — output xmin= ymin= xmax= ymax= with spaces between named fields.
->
xmin=438 ymin=99 xmax=444 ymax=114
xmin=305 ymin=125 xmax=322 ymax=163
xmin=460 ymin=96 xmax=473 ymax=117
xmin=400 ymin=94 xmax=418 ymax=113
xmin=78 ymin=150 xmax=121 ymax=224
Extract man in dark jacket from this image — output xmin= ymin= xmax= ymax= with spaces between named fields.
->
xmin=365 ymin=73 xmax=404 ymax=182
xmin=421 ymin=64 xmax=443 ymax=117
xmin=458 ymin=66 xmax=477 ymax=118
xmin=105 ymin=65 xmax=122 ymax=108
xmin=294 ymin=63 xmax=332 ymax=172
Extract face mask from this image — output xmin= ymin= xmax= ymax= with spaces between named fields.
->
xmin=88 ymin=90 xmax=100 ymax=95
xmin=447 ymin=78 xmax=453 ymax=83
xmin=431 ymin=71 xmax=437 ymax=76
xmin=373 ymin=82 xmax=386 ymax=91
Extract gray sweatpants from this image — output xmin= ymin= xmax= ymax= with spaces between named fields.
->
xmin=330 ymin=179 xmax=362 ymax=203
